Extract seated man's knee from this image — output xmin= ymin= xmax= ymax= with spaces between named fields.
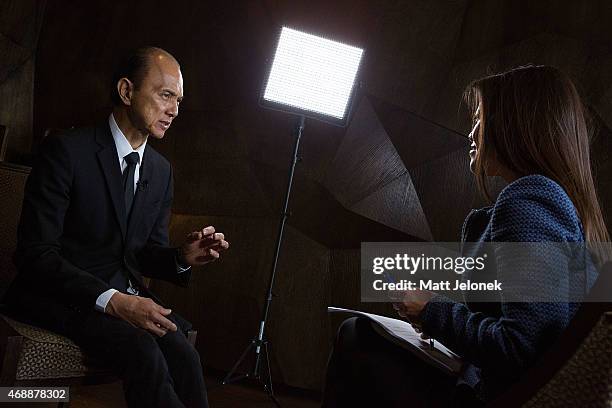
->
xmin=179 ymin=341 xmax=202 ymax=369
xmin=162 ymin=331 xmax=203 ymax=370
xmin=124 ymin=330 xmax=164 ymax=364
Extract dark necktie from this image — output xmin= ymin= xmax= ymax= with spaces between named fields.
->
xmin=122 ymin=152 xmax=140 ymax=218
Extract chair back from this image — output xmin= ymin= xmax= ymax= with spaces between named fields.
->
xmin=0 ymin=125 xmax=7 ymax=161
xmin=0 ymin=163 xmax=30 ymax=294
xmin=492 ymin=261 xmax=612 ymax=407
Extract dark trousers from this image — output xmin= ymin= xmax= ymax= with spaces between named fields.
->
xmin=322 ymin=317 xmax=483 ymax=408
xmin=5 ymin=291 xmax=208 ymax=408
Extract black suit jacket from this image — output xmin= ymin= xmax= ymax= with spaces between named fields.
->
xmin=5 ymin=122 xmax=191 ymax=315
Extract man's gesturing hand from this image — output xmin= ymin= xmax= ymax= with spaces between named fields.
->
xmin=106 ymin=292 xmax=177 ymax=337
xmin=179 ymin=225 xmax=230 ymax=267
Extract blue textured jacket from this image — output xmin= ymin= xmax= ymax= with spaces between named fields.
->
xmin=421 ymin=174 xmax=598 ymax=401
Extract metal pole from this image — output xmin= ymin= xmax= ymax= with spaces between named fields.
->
xmin=254 ymin=114 xmax=304 ymax=373
xmin=222 ymin=115 xmax=305 ymax=407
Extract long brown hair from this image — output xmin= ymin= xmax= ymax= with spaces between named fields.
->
xmin=464 ymin=65 xmax=610 ymax=253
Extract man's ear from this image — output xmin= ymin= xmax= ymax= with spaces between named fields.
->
xmin=117 ymin=78 xmax=134 ymax=106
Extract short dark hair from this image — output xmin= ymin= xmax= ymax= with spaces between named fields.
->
xmin=111 ymin=46 xmax=176 ymax=105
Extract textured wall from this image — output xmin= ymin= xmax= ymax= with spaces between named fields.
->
xmin=0 ymin=0 xmax=609 ymax=391
xmin=0 ymin=0 xmax=45 ymax=162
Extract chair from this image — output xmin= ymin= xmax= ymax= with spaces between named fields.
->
xmin=0 ymin=162 xmax=197 ymax=407
xmin=490 ymin=261 xmax=612 ymax=407
xmin=0 ymin=125 xmax=7 ymax=161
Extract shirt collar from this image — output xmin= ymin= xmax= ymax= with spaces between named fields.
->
xmin=108 ymin=113 xmax=147 ymax=163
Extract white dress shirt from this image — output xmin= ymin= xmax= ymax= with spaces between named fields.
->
xmin=109 ymin=113 xmax=147 ymax=194
xmin=95 ymin=114 xmax=189 ymax=312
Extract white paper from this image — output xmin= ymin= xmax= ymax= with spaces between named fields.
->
xmin=328 ymin=306 xmax=462 ymax=374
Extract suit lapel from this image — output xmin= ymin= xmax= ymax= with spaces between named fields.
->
xmin=126 ymin=146 xmax=154 ymax=241
xmin=95 ymin=124 xmax=127 ymax=238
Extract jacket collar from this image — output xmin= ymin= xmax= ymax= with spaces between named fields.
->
xmin=95 ymin=122 xmax=154 ymax=240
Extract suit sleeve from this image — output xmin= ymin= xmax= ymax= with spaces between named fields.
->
xmin=421 ymin=177 xmax=580 ymax=377
xmin=13 ymin=135 xmax=111 ymax=309
xmin=136 ymin=165 xmax=191 ymax=286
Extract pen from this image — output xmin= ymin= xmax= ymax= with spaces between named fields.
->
xmin=386 ymin=270 xmax=433 ymax=352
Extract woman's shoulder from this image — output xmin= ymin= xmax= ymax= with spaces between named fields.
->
xmin=490 ymin=174 xmax=583 ymax=242
xmin=498 ymin=174 xmax=569 ymax=200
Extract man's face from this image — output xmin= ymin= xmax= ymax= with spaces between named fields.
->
xmin=128 ymin=54 xmax=183 ymax=139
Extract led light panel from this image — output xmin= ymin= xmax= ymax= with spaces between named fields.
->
xmin=262 ymin=27 xmax=364 ymax=120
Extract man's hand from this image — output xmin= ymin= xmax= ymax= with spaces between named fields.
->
xmin=392 ymin=289 xmax=434 ymax=326
xmin=179 ymin=226 xmax=229 ymax=267
xmin=105 ymin=292 xmax=177 ymax=337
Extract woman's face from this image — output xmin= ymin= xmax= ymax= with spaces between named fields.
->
xmin=466 ymin=100 xmax=518 ymax=183
xmin=468 ymin=105 xmax=480 ymax=174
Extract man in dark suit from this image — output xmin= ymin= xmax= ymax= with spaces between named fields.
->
xmin=3 ymin=46 xmax=228 ymax=408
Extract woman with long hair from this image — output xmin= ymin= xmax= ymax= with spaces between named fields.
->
xmin=322 ymin=65 xmax=609 ymax=407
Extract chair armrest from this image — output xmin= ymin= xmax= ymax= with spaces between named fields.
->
xmin=187 ymin=330 xmax=197 ymax=347
xmin=0 ymin=315 xmax=24 ymax=386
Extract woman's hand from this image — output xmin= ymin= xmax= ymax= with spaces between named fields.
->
xmin=392 ymin=289 xmax=434 ymax=325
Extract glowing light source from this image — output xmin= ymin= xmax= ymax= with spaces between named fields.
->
xmin=262 ymin=27 xmax=364 ymax=123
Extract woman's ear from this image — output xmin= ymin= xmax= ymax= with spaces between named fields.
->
xmin=117 ymin=77 xmax=134 ymax=106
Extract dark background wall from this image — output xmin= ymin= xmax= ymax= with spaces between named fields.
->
xmin=1 ymin=0 xmax=611 ymax=392
xmin=0 ymin=0 xmax=44 ymax=162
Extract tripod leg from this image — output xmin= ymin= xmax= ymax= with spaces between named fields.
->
xmin=263 ymin=341 xmax=281 ymax=407
xmin=223 ymin=340 xmax=255 ymax=385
